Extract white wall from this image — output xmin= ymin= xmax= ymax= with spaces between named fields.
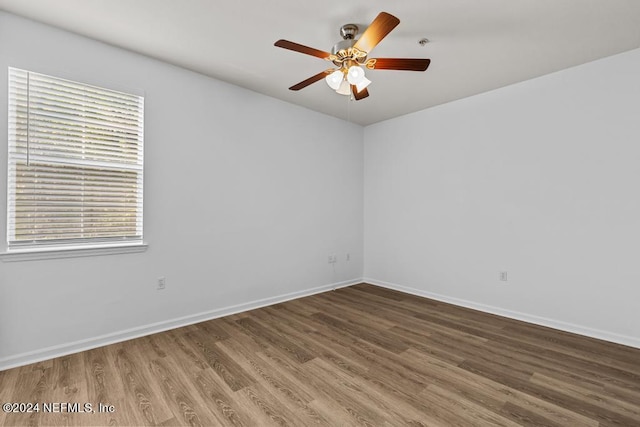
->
xmin=0 ymin=12 xmax=364 ymax=369
xmin=364 ymin=48 xmax=640 ymax=347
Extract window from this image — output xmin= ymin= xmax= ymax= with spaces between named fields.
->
xmin=6 ymin=68 xmax=144 ymax=251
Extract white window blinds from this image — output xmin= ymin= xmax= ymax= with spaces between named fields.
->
xmin=7 ymin=68 xmax=144 ymax=248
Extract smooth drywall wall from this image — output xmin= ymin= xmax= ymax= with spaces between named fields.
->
xmin=0 ymin=12 xmax=363 ymax=368
xmin=364 ymin=48 xmax=640 ymax=347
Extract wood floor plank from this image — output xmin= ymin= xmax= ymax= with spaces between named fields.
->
xmin=303 ymin=359 xmax=398 ymax=426
xmin=404 ymin=319 xmax=635 ymax=401
xmin=233 ymin=382 xmax=309 ymax=427
xmin=603 ymin=380 xmax=640 ymax=407
xmin=153 ymin=329 xmax=249 ymax=426
xmin=0 ymin=367 xmax=18 ymax=426
xmin=422 ymin=384 xmax=522 ymax=427
xmin=2 ymin=282 xmax=640 ymax=426
xmin=311 ymin=292 xmax=400 ymax=330
xmin=348 ymin=282 xmax=407 ymax=301
xmin=4 ymin=368 xmax=52 ymax=426
xmin=113 ymin=341 xmax=174 ymax=426
xmin=502 ymin=321 xmax=640 ymax=366
xmin=153 ymin=330 xmax=210 ymax=371
xmin=217 ymin=335 xmax=316 ymax=404
xmin=43 ymin=354 xmax=89 ymax=427
xmin=499 ymin=401 xmax=564 ymax=427
xmin=311 ymin=312 xmax=409 ymax=354
xmin=83 ymin=345 xmax=130 ymax=426
xmin=413 ymin=308 xmax=640 ymax=394
xmin=263 ymin=306 xmax=430 ymax=396
xmin=347 ymin=284 xmax=510 ymax=331
xmin=255 ymin=347 xmax=369 ymax=426
xmin=530 ymin=372 xmax=640 ymax=422
xmin=250 ymin=308 xmax=330 ymax=360
xmin=184 ymin=329 xmax=256 ymax=392
xmin=218 ymin=340 xmax=331 ymax=426
xmin=402 ymin=347 xmax=599 ymax=427
xmin=195 ymin=320 xmax=232 ymax=342
xmin=459 ymin=359 xmax=638 ymax=426
xmin=235 ymin=317 xmax=316 ymax=364
xmin=146 ymin=356 xmax=220 ymax=426
xmin=190 ymin=368 xmax=252 ymax=426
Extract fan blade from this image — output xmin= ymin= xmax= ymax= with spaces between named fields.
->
xmin=351 ymin=85 xmax=369 ymax=100
xmin=275 ymin=39 xmax=332 ymax=59
xmin=353 ymin=12 xmax=400 ymax=53
xmin=289 ymin=70 xmax=332 ymax=91
xmin=368 ymin=58 xmax=431 ymax=71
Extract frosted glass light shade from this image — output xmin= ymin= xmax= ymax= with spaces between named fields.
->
xmin=336 ymin=79 xmax=351 ymax=95
xmin=355 ymin=76 xmax=371 ymax=93
xmin=347 ymin=65 xmax=366 ymax=84
xmin=325 ymin=70 xmax=343 ymax=90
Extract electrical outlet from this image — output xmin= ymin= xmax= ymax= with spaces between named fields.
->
xmin=157 ymin=277 xmax=166 ymax=290
xmin=328 ymin=255 xmax=337 ymax=264
xmin=499 ymin=271 xmax=508 ymax=282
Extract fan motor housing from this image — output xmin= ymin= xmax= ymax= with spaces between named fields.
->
xmin=331 ymin=38 xmax=357 ymax=55
xmin=339 ymin=23 xmax=358 ymax=38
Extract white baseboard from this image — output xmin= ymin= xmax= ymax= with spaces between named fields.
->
xmin=0 ymin=278 xmax=362 ymax=371
xmin=363 ymin=277 xmax=640 ymax=350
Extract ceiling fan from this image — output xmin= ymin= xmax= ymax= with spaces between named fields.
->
xmin=274 ymin=12 xmax=431 ymax=100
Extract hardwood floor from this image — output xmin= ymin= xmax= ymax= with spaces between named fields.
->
xmin=1 ymin=283 xmax=639 ymax=426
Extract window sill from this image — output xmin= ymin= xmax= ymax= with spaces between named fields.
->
xmin=0 ymin=243 xmax=148 ymax=262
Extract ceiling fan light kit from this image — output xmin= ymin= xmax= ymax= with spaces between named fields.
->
xmin=324 ymin=64 xmax=370 ymax=95
xmin=275 ymin=12 xmax=431 ymax=101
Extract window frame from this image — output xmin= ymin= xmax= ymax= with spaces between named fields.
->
xmin=2 ymin=67 xmax=147 ymax=261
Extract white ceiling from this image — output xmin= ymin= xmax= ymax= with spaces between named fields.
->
xmin=1 ymin=0 xmax=639 ymax=125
